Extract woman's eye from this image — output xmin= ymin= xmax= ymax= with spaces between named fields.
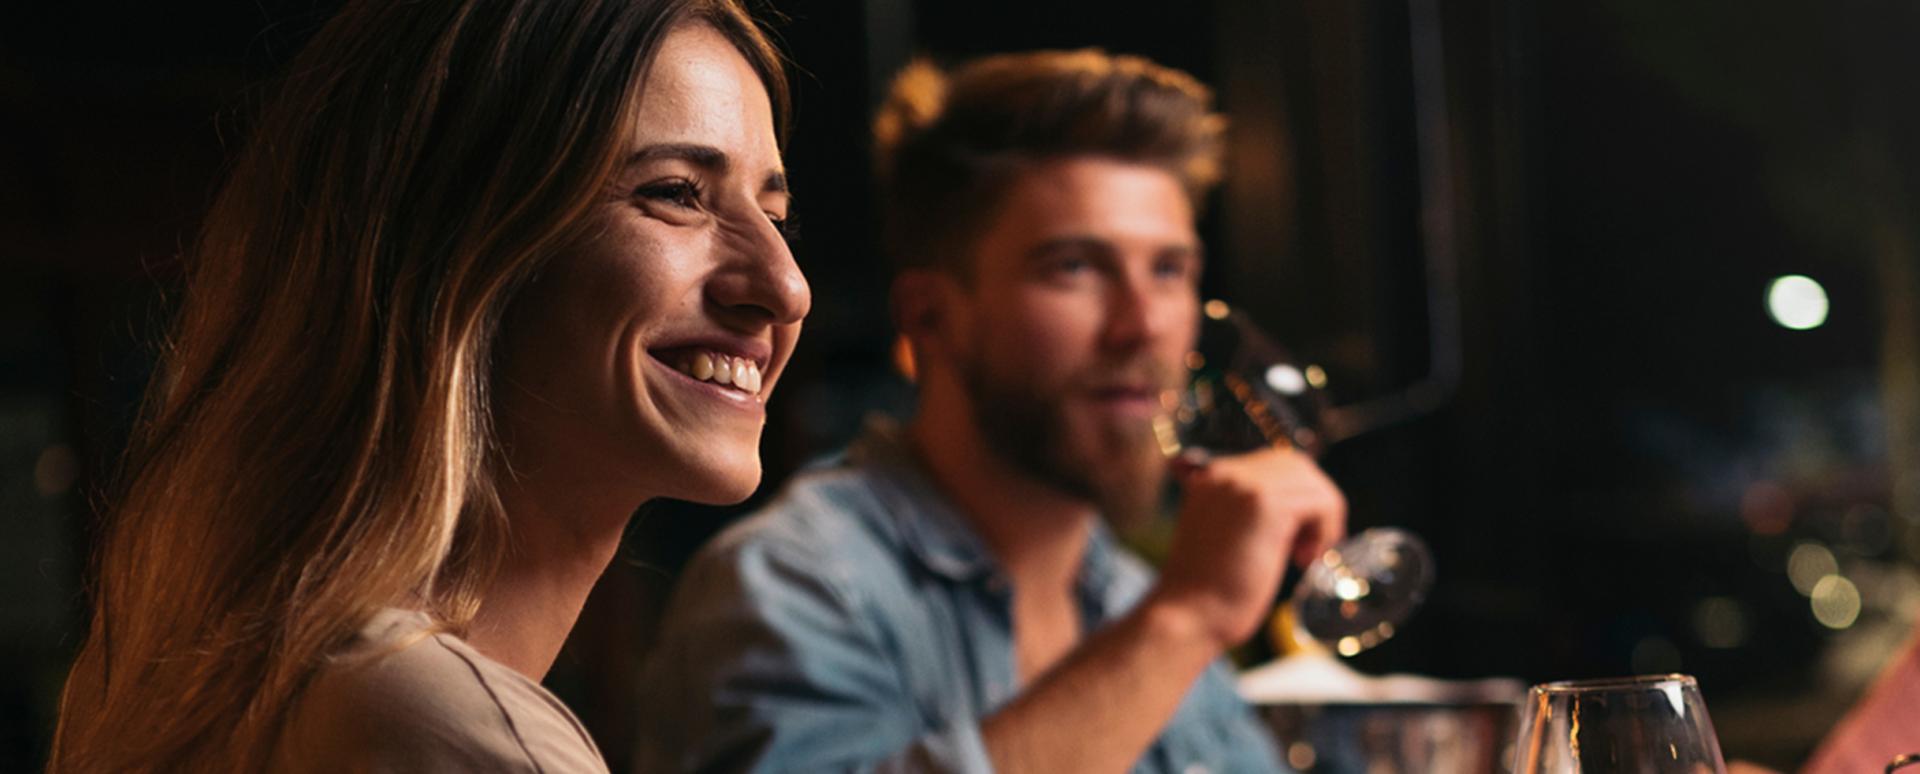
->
xmin=633 ymin=179 xmax=702 ymax=209
xmin=768 ymin=211 xmax=799 ymax=241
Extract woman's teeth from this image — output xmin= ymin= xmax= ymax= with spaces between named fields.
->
xmin=681 ymin=351 xmax=763 ymax=394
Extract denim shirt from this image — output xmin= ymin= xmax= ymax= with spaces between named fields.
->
xmin=635 ymin=422 xmax=1284 ymax=774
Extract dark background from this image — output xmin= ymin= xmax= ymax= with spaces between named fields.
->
xmin=3 ymin=0 xmax=1914 ymax=770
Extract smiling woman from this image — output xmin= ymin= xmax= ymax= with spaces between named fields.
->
xmin=46 ymin=1 xmax=799 ymax=772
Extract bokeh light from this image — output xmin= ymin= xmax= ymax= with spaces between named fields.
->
xmin=1631 ymin=635 xmax=1683 ymax=674
xmin=1786 ymin=541 xmax=1838 ymax=595
xmin=1691 ymin=597 xmax=1749 ymax=648
xmin=1765 ymin=275 xmax=1829 ymax=330
xmin=1809 ymin=575 xmax=1861 ymax=629
xmin=1304 ymin=365 xmax=1328 ymax=389
xmin=1265 ymin=364 xmax=1308 ymax=395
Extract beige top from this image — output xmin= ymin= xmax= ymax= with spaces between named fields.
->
xmin=271 ymin=608 xmax=609 ymax=773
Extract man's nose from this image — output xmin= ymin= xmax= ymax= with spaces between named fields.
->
xmin=1101 ymin=276 xmax=1173 ymax=351
xmin=708 ymin=218 xmax=811 ymax=326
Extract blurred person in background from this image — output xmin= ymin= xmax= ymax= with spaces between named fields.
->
xmin=47 ymin=0 xmax=805 ymax=770
xmin=1726 ymin=624 xmax=1920 ymax=773
xmin=1790 ymin=622 xmax=1919 ymax=773
xmin=636 ymin=49 xmax=1343 ymax=773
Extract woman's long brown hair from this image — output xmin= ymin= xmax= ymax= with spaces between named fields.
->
xmin=49 ymin=1 xmax=786 ymax=770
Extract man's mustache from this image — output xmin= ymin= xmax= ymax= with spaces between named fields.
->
xmin=1070 ymin=356 xmax=1185 ymax=394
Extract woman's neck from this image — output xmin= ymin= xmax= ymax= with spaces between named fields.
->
xmin=462 ymin=468 xmax=637 ymax=680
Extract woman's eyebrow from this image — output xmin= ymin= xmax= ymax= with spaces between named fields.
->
xmin=626 ymin=142 xmax=730 ymax=172
xmin=627 ymin=142 xmax=788 ymax=197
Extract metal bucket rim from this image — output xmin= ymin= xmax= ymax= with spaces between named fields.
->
xmin=1256 ymin=700 xmax=1521 ymax=710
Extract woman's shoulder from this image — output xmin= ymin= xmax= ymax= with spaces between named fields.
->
xmin=273 ymin=609 xmax=607 ymax=773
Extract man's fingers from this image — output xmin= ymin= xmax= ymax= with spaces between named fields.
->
xmin=1291 ymin=519 xmax=1327 ymax=569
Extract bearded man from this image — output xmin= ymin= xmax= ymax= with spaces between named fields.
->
xmin=635 ymin=49 xmax=1346 ymax=774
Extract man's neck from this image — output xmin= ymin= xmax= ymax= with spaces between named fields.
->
xmin=907 ymin=401 xmax=1098 ymax=681
xmin=907 ymin=407 xmax=1093 ymax=595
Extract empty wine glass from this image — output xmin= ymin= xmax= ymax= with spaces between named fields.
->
xmin=1156 ymin=301 xmax=1435 ymax=656
xmin=1512 ymin=674 xmax=1727 ymax=774
xmin=1289 ymin=527 xmax=1434 ymax=656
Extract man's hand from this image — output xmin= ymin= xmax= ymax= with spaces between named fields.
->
xmin=1152 ymin=446 xmax=1348 ymax=651
xmin=978 ymin=446 xmax=1344 ymax=772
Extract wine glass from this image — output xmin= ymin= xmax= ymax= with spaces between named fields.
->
xmin=1512 ymin=674 xmax=1727 ymax=774
xmin=1156 ymin=300 xmax=1435 ymax=656
xmin=1287 ymin=527 xmax=1434 ymax=656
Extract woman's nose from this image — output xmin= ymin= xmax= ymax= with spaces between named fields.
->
xmin=707 ymin=215 xmax=810 ymax=326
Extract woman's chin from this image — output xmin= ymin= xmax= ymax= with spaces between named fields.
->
xmin=667 ymin=459 xmax=763 ymax=506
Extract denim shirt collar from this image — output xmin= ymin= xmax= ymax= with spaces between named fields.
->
xmin=845 ymin=416 xmax=1130 ymax=612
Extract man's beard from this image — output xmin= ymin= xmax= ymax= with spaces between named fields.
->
xmin=962 ymin=354 xmax=1174 ymax=530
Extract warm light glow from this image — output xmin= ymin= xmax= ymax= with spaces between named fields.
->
xmin=1787 ymin=541 xmax=1838 ymax=595
xmin=1265 ymin=364 xmax=1307 ymax=395
xmin=1287 ymin=742 xmax=1317 ymax=771
xmin=1766 ymin=275 xmax=1829 ymax=330
xmin=1333 ymin=576 xmax=1369 ymax=601
xmin=1336 ymin=637 xmax=1362 ymax=657
xmin=1738 ymin=480 xmax=1793 ymax=535
xmin=1304 ymin=364 xmax=1328 ymax=389
xmin=891 ymin=333 xmax=917 ymax=382
xmin=1631 ymin=636 xmax=1682 ymax=674
xmin=34 ymin=444 xmax=79 ymax=498
xmin=1184 ymin=351 xmax=1206 ymax=370
xmin=1204 ymin=299 xmax=1232 ymax=320
xmin=1810 ymin=575 xmax=1861 ymax=629
xmin=1692 ymin=597 xmax=1749 ymax=649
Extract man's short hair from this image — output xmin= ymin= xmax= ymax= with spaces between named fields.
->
xmin=872 ymin=49 xmax=1227 ymax=277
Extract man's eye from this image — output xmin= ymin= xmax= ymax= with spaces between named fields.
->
xmin=1051 ymin=256 xmax=1092 ymax=275
xmin=633 ymin=179 xmax=702 ymax=209
xmin=1153 ymin=256 xmax=1193 ymax=280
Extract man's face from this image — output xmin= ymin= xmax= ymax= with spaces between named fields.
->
xmin=945 ymin=156 xmax=1201 ymax=523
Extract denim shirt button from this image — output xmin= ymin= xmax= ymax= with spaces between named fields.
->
xmin=1181 ymin=765 xmax=1212 ymax=774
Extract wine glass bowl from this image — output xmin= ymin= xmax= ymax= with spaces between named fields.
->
xmin=1294 ymin=528 xmax=1434 ymax=656
xmin=1513 ymin=674 xmax=1727 ymax=774
xmin=1160 ymin=301 xmax=1333 ymax=460
xmin=1161 ymin=301 xmax=1434 ymax=657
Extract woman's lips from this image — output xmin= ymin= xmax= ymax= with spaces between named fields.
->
xmin=658 ymin=347 xmax=763 ymax=394
xmin=648 ymin=346 xmax=767 ymax=401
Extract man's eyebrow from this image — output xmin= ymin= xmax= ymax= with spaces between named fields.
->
xmin=1023 ymin=236 xmax=1115 ymax=260
xmin=1022 ymin=236 xmax=1201 ymax=260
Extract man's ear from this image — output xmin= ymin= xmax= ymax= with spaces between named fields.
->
xmin=890 ymin=269 xmax=953 ymax=343
xmin=891 ymin=269 xmax=967 ymax=382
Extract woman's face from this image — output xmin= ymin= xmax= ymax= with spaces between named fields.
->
xmin=495 ymin=24 xmax=808 ymax=508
